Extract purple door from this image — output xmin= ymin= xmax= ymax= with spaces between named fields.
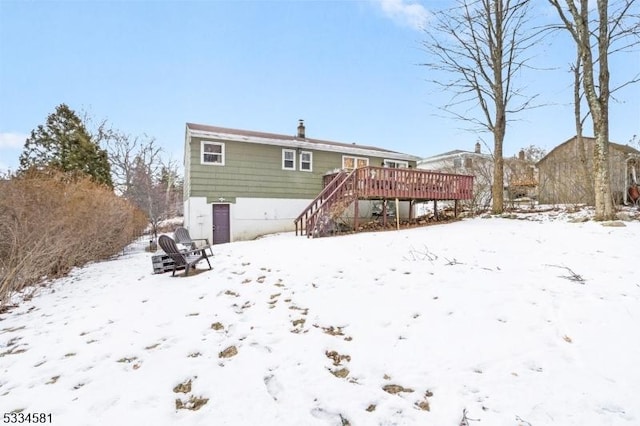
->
xmin=212 ymin=204 xmax=230 ymax=244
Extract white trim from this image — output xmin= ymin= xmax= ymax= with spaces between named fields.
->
xmin=201 ymin=140 xmax=225 ymax=165
xmin=187 ymin=127 xmax=420 ymax=161
xmin=299 ymin=150 xmax=313 ymax=172
xmin=282 ymin=148 xmax=296 ymax=170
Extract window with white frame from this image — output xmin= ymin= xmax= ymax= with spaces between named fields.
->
xmin=342 ymin=156 xmax=369 ymax=170
xmin=282 ymin=149 xmax=296 ymax=170
xmin=383 ymin=159 xmax=409 ymax=169
xmin=299 ymin=151 xmax=312 ymax=172
xmin=201 ymin=141 xmax=225 ymax=165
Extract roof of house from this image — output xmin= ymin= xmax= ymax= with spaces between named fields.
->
xmin=537 ymin=135 xmax=640 ymax=165
xmin=419 ymin=148 xmax=492 ymax=163
xmin=186 ymin=122 xmax=421 ymax=161
xmin=431 ymin=149 xmax=467 ymax=157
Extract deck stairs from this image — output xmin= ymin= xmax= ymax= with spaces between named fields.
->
xmin=294 ymin=166 xmax=475 ymax=238
xmin=294 ymin=170 xmax=358 ymax=238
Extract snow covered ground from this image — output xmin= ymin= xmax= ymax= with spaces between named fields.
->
xmin=1 ymin=209 xmax=639 ymax=426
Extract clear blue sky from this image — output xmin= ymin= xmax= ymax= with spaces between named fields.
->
xmin=1 ymin=0 xmax=639 ymax=173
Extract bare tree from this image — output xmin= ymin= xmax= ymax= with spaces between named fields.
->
xmin=521 ymin=144 xmax=546 ymax=163
xmin=105 ymin=132 xmax=162 ymax=197
xmin=76 ymin=111 xmax=184 ymax=232
xmin=128 ymin=155 xmax=165 ymax=238
xmin=548 ymin=0 xmax=640 ymax=220
xmin=422 ymin=0 xmax=540 ymax=214
xmin=570 ymin=48 xmax=596 ymax=205
xmin=104 ymin=131 xmax=183 ymax=235
xmin=159 ymin=159 xmax=184 ymax=218
xmin=439 ymin=157 xmax=494 ymax=212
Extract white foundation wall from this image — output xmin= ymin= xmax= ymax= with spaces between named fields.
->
xmin=184 ymin=196 xmax=312 ymax=242
xmin=184 ymin=197 xmax=413 ymax=243
xmin=233 ymin=197 xmax=311 ymax=241
xmin=183 ymin=197 xmax=213 ymax=242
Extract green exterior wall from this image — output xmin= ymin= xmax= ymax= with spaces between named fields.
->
xmin=183 ymin=128 xmax=191 ymax=200
xmin=186 ymin=135 xmax=416 ymax=201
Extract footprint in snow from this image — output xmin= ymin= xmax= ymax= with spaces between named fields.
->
xmin=310 ymin=407 xmax=349 ymax=425
xmin=264 ymin=374 xmax=284 ymax=401
xmin=599 ymin=405 xmax=633 ymax=420
xmin=249 ymin=342 xmax=272 ymax=353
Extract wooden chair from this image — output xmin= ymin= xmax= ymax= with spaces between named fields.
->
xmin=174 ymin=227 xmax=213 ymax=255
xmin=158 ymin=235 xmax=212 ymax=277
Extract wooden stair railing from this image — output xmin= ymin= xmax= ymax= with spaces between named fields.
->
xmin=295 ymin=171 xmax=349 ymax=236
xmin=295 ymin=169 xmax=358 ymax=237
xmin=307 ymin=170 xmax=358 ymax=238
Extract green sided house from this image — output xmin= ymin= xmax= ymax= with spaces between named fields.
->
xmin=183 ymin=121 xmax=423 ymax=243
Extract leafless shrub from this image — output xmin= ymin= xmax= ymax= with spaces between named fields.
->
xmin=438 ymin=159 xmax=494 ymax=215
xmin=0 ymin=169 xmax=147 ymax=305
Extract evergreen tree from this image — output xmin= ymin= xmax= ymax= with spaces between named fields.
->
xmin=19 ymin=104 xmax=113 ymax=187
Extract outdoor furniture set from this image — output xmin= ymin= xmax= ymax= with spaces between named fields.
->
xmin=154 ymin=227 xmax=212 ymax=277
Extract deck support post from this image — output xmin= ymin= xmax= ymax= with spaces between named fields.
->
xmin=454 ymin=200 xmax=459 ymax=217
xmin=409 ymin=200 xmax=414 ymax=221
xmin=433 ymin=200 xmax=438 ymax=220
xmin=382 ymin=199 xmax=388 ymax=227
xmin=395 ymin=198 xmax=400 ymax=230
xmin=354 ymin=199 xmax=359 ymax=231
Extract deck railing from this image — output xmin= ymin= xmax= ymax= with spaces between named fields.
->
xmin=297 ymin=167 xmax=474 ymax=237
xmin=323 ymin=167 xmax=474 ymax=201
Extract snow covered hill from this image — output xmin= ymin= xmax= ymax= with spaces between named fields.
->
xmin=1 ymin=212 xmax=639 ymax=426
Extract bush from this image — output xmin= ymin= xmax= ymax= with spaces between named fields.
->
xmin=0 ymin=169 xmax=148 ymax=305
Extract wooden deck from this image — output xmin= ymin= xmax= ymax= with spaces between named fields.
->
xmin=323 ymin=167 xmax=474 ymax=201
xmin=296 ymin=166 xmax=474 ymax=237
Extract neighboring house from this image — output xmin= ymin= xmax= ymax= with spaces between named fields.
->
xmin=418 ymin=143 xmax=540 ymax=209
xmin=536 ymin=136 xmax=640 ymax=205
xmin=418 ymin=142 xmax=492 ymax=172
xmin=418 ymin=142 xmax=494 ymax=209
xmin=183 ymin=121 xmax=421 ymax=243
xmin=505 ymin=150 xmax=538 ymax=202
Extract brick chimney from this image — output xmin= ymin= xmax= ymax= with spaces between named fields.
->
xmin=297 ymin=119 xmax=305 ymax=139
xmin=475 ymin=141 xmax=481 ymax=154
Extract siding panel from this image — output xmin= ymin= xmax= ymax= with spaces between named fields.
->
xmin=537 ymin=137 xmax=638 ymax=204
xmin=188 ymin=136 xmax=412 ymax=200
